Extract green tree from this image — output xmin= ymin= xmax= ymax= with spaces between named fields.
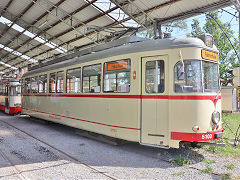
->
xmin=188 ymin=19 xmax=203 ymax=37
xmin=189 ymin=11 xmax=239 ymax=81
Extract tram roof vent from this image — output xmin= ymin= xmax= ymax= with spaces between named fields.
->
xmin=29 ymin=36 xmax=147 ymax=71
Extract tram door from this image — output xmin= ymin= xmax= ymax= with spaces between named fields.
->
xmin=141 ymin=55 xmax=169 ymax=146
xmin=5 ymin=85 xmax=9 ymax=111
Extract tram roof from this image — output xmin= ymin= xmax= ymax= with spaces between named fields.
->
xmin=0 ymin=0 xmax=233 ymax=75
xmin=23 ymin=37 xmax=217 ymax=77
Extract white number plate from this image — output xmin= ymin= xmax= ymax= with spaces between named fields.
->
xmin=202 ymin=134 xmax=212 ymax=140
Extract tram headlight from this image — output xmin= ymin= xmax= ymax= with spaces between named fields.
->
xmin=212 ymin=111 xmax=220 ymax=124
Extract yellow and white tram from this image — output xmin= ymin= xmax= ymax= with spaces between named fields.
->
xmin=22 ymin=35 xmax=222 ymax=148
xmin=0 ymin=79 xmax=21 ymax=114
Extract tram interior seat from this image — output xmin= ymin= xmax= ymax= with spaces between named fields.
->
xmin=182 ymin=86 xmax=193 ymax=92
xmin=174 ymin=84 xmax=193 ymax=93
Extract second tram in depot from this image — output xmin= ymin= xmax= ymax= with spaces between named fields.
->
xmin=0 ymin=79 xmax=21 ymax=114
xmin=22 ymin=34 xmax=222 ymax=148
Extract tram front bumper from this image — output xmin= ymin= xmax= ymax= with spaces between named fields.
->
xmin=171 ymin=130 xmax=223 ymax=142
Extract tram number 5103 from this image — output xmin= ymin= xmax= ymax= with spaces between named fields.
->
xmin=202 ymin=134 xmax=212 ymax=140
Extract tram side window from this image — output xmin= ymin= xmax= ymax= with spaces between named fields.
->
xmin=4 ymin=85 xmax=8 ymax=96
xmin=104 ymin=59 xmax=131 ymax=93
xmin=39 ymin=74 xmax=47 ymax=93
xmin=0 ymin=84 xmax=3 ymax=95
xmin=49 ymin=73 xmax=56 ymax=93
xmin=10 ymin=86 xmax=21 ymax=96
xmin=83 ymin=64 xmax=101 ymax=93
xmin=146 ymin=60 xmax=165 ymax=93
xmin=31 ymin=76 xmax=38 ymax=93
xmin=174 ymin=61 xmax=202 ymax=93
xmin=66 ymin=67 xmax=81 ymax=93
xmin=57 ymin=71 xmax=64 ymax=93
xmin=24 ymin=78 xmax=31 ymax=94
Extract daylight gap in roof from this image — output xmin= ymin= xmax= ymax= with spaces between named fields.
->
xmin=0 ymin=43 xmax=37 ymax=67
xmin=90 ymin=0 xmax=139 ymax=27
xmin=0 ymin=16 xmax=67 ymax=54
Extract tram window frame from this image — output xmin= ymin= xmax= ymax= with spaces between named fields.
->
xmin=24 ymin=78 xmax=31 ymax=94
xmin=56 ymin=71 xmax=64 ymax=93
xmin=145 ymin=60 xmax=165 ymax=93
xmin=174 ymin=60 xmax=203 ymax=93
xmin=66 ymin=67 xmax=81 ymax=93
xmin=49 ymin=72 xmax=56 ymax=93
xmin=82 ymin=64 xmax=101 ymax=93
xmin=39 ymin=74 xmax=48 ymax=93
xmin=103 ymin=59 xmax=131 ymax=93
xmin=31 ymin=76 xmax=38 ymax=93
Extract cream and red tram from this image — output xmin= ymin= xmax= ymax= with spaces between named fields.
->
xmin=22 ymin=35 xmax=222 ymax=148
xmin=0 ymin=79 xmax=21 ymax=114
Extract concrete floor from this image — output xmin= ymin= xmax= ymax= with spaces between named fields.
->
xmin=0 ymin=112 xmax=239 ymax=179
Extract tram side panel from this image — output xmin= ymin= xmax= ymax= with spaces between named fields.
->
xmin=22 ymin=93 xmax=140 ymax=142
xmin=22 ymin=55 xmax=141 ymax=142
xmin=0 ymin=84 xmax=6 ymax=111
xmin=0 ymin=95 xmax=5 ymax=111
xmin=5 ymin=96 xmax=21 ymax=114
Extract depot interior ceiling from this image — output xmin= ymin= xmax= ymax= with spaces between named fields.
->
xmin=0 ymin=0 xmax=234 ymax=74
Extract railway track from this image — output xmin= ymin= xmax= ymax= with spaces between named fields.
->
xmin=0 ymin=117 xmax=236 ymax=179
xmin=0 ymin=150 xmax=26 ymax=180
xmin=0 ymin=119 xmax=117 ymax=180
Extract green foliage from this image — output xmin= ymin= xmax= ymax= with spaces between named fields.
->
xmin=222 ymin=114 xmax=240 ymax=139
xmin=189 ymin=11 xmax=239 ymax=81
xmin=203 ymin=145 xmax=218 ymax=153
xmin=203 ymin=144 xmax=240 ymax=157
xmin=188 ymin=19 xmax=203 ymax=38
xmin=202 ymin=113 xmax=240 ymax=157
xmin=225 ymin=164 xmax=236 ymax=170
xmin=222 ymin=173 xmax=232 ymax=180
xmin=172 ymin=172 xmax=185 ymax=176
xmin=202 ymin=159 xmax=216 ymax=164
xmin=169 ymin=20 xmax=187 ymax=30
xmin=170 ymin=155 xmax=191 ymax=166
xmin=201 ymin=166 xmax=214 ymax=174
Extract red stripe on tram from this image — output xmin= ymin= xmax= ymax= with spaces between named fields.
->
xmin=22 ymin=107 xmax=140 ymax=131
xmin=23 ymin=94 xmax=141 ymax=99
xmin=23 ymin=94 xmax=221 ymax=106
xmin=23 ymin=94 xmax=221 ymax=100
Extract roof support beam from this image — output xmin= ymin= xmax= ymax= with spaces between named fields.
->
xmin=0 ymin=0 xmax=14 ymax=52
xmin=32 ymin=0 xmax=99 ymax=45
xmin=4 ymin=0 xmax=187 ymax=70
xmin=110 ymin=0 xmax=154 ymax=32
xmin=2 ymin=0 xmax=233 ymax=72
xmin=0 ymin=0 xmax=66 ymax=62
xmin=0 ymin=7 xmax=69 ymax=63
xmin=231 ymin=0 xmax=240 ymax=12
xmin=0 ymin=0 xmax=14 ymax=16
xmin=0 ymin=0 xmax=95 ymax=65
xmin=0 ymin=31 xmax=50 ymax=59
xmin=3 ymin=1 xmax=129 ymax=66
xmin=0 ymin=1 xmax=35 ymax=44
xmin=85 ymin=0 xmax=126 ymax=28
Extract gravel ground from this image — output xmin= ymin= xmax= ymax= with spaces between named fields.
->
xmin=0 ymin=112 xmax=239 ymax=180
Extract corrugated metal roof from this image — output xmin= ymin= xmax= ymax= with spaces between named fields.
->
xmin=0 ymin=0 xmax=233 ymax=74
